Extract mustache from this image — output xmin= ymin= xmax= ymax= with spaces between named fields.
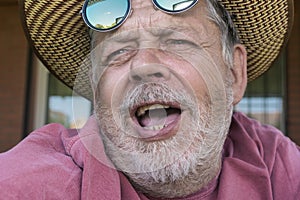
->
xmin=120 ymin=83 xmax=198 ymax=112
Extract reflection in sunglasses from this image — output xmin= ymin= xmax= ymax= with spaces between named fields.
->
xmin=82 ymin=0 xmax=198 ymax=32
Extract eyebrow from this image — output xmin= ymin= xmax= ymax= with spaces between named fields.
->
xmin=149 ymin=26 xmax=193 ymax=36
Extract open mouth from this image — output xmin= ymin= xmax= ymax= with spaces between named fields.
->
xmin=132 ymin=103 xmax=182 ymax=139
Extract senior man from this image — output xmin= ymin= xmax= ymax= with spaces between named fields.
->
xmin=1 ymin=0 xmax=299 ymax=199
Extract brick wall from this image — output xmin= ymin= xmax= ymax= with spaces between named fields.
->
xmin=287 ymin=1 xmax=300 ymax=145
xmin=0 ymin=1 xmax=28 ymax=152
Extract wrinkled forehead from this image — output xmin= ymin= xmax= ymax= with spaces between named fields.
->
xmin=91 ymin=0 xmax=212 ymax=45
xmin=131 ymin=0 xmax=154 ymax=9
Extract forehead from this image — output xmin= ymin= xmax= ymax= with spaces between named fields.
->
xmin=125 ymin=0 xmax=209 ymax=28
xmin=130 ymin=0 xmax=154 ymax=9
xmin=91 ymin=0 xmax=216 ymax=44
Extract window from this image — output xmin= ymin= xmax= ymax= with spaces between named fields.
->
xmin=46 ymin=74 xmax=92 ymax=129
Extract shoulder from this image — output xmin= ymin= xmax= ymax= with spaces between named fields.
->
xmin=0 ymin=123 xmax=81 ymax=199
xmin=224 ymin=112 xmax=300 ymax=197
xmin=1 ymin=123 xmax=79 ymax=161
xmin=227 ymin=112 xmax=299 ymax=162
xmin=229 ymin=111 xmax=298 ymax=155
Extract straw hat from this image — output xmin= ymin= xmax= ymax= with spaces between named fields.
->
xmin=19 ymin=0 xmax=294 ymax=99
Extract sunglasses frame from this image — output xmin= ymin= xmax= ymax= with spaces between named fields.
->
xmin=81 ymin=0 xmax=198 ymax=32
xmin=152 ymin=0 xmax=198 ymax=14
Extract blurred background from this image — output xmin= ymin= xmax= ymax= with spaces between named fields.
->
xmin=0 ymin=0 xmax=300 ymax=152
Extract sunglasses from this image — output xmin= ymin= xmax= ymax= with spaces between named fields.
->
xmin=81 ymin=0 xmax=198 ymax=32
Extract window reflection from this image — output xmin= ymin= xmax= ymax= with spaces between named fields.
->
xmin=46 ymin=74 xmax=92 ymax=129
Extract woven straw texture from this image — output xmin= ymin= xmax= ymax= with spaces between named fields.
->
xmin=20 ymin=0 xmax=293 ymax=99
xmin=221 ymin=0 xmax=293 ymax=81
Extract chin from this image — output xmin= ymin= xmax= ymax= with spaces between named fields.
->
xmin=96 ymin=102 xmax=232 ymax=198
xmin=94 ymin=81 xmax=234 ymax=198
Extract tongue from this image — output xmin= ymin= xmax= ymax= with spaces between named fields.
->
xmin=139 ymin=108 xmax=180 ymax=127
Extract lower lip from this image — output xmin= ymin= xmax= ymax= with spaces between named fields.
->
xmin=132 ymin=113 xmax=182 ymax=141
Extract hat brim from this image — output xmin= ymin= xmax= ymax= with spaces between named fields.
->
xmin=19 ymin=0 xmax=294 ymax=100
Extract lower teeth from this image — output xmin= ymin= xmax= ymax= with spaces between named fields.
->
xmin=144 ymin=124 xmax=164 ymax=131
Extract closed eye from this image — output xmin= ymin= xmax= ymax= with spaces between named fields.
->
xmin=107 ymin=49 xmax=128 ymax=61
xmin=105 ymin=48 xmax=137 ymax=66
xmin=166 ymin=39 xmax=197 ymax=47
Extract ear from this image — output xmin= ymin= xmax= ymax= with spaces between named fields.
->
xmin=231 ymin=44 xmax=247 ymax=105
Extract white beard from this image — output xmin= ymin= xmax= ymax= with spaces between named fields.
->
xmin=94 ymin=82 xmax=233 ymax=198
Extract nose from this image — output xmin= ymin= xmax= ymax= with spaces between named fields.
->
xmin=129 ymin=49 xmax=171 ymax=82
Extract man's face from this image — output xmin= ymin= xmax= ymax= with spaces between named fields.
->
xmin=90 ymin=0 xmax=235 ymax=198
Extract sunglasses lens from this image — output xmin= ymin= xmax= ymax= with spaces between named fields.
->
xmin=84 ymin=0 xmax=130 ymax=31
xmin=154 ymin=0 xmax=197 ymax=12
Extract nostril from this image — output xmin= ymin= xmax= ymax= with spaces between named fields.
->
xmin=129 ymin=64 xmax=171 ymax=83
xmin=132 ymin=75 xmax=142 ymax=81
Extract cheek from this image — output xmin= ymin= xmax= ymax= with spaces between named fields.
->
xmin=94 ymin=66 xmax=130 ymax=107
xmin=185 ymin=67 xmax=210 ymax=105
xmin=163 ymin=56 xmax=210 ymax=102
xmin=188 ymin=56 xmax=228 ymax=100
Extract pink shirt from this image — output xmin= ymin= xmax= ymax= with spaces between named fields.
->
xmin=1 ymin=112 xmax=300 ymax=199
